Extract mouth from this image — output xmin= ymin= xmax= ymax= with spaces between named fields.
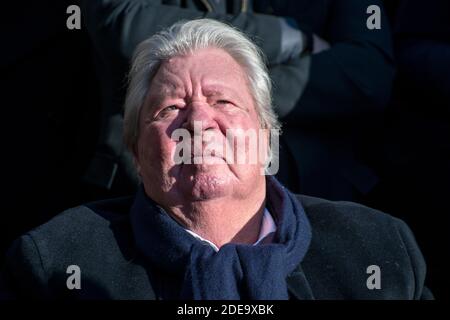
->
xmin=189 ymin=143 xmax=226 ymax=163
xmin=191 ymin=154 xmax=226 ymax=165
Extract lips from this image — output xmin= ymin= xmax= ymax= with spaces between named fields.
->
xmin=191 ymin=142 xmax=226 ymax=164
xmin=190 ymin=141 xmax=226 ymax=163
xmin=191 ymin=154 xmax=226 ymax=164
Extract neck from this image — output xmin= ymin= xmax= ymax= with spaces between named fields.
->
xmin=165 ymin=182 xmax=266 ymax=249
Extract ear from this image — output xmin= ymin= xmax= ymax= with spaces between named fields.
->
xmin=262 ymin=128 xmax=280 ymax=176
xmin=260 ymin=129 xmax=270 ymax=157
xmin=259 ymin=128 xmax=270 ymax=163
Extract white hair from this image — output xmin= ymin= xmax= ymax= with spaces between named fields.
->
xmin=123 ymin=18 xmax=281 ymax=159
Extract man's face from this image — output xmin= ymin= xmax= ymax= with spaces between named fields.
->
xmin=135 ymin=48 xmax=267 ymax=206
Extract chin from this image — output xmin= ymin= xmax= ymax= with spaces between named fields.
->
xmin=186 ymin=170 xmax=232 ymax=200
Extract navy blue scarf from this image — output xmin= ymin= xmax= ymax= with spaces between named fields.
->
xmin=130 ymin=177 xmax=311 ymax=300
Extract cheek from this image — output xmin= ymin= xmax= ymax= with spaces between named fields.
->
xmin=218 ymin=113 xmax=257 ymax=133
xmin=137 ymin=127 xmax=177 ymax=171
xmin=225 ymin=117 xmax=268 ymax=172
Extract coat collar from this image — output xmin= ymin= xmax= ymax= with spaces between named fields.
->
xmin=287 ymin=264 xmax=315 ymax=300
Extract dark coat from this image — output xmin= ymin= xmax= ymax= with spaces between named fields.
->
xmin=81 ymin=0 xmax=395 ymax=201
xmin=1 ymin=193 xmax=431 ymax=299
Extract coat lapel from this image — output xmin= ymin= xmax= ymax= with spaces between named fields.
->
xmin=286 ymin=264 xmax=315 ymax=300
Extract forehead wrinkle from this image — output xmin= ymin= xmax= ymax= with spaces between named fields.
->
xmin=197 ymin=56 xmax=251 ymax=99
xmin=165 ymin=57 xmax=196 ymax=98
xmin=151 ymin=64 xmax=187 ymax=101
xmin=202 ymin=83 xmax=239 ymax=97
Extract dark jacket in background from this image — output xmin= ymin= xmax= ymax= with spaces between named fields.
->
xmin=1 ymin=0 xmax=99 ymax=266
xmin=373 ymin=0 xmax=450 ymax=300
xmin=81 ymin=0 xmax=395 ymax=201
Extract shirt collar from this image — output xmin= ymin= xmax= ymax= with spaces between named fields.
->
xmin=184 ymin=208 xmax=277 ymax=252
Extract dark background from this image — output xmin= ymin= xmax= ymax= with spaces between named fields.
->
xmin=2 ymin=0 xmax=449 ymax=299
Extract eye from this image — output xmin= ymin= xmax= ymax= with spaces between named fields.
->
xmin=155 ymin=105 xmax=180 ymax=119
xmin=164 ymin=105 xmax=179 ymax=111
xmin=215 ymin=100 xmax=232 ymax=106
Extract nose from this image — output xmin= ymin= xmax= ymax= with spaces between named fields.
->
xmin=181 ymin=101 xmax=218 ymax=133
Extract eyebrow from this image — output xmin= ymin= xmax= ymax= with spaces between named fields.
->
xmin=202 ymin=84 xmax=246 ymax=101
xmin=146 ymin=81 xmax=249 ymax=112
xmin=146 ymin=86 xmax=184 ymax=109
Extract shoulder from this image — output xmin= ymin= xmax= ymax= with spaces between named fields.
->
xmin=296 ymin=194 xmax=428 ymax=299
xmin=27 ymin=196 xmax=134 ymax=247
xmin=298 ymin=194 xmax=401 ymax=232
xmin=2 ymin=196 xmax=148 ymax=299
xmin=297 ymin=194 xmax=411 ymax=259
xmin=297 ymin=194 xmax=420 ymax=256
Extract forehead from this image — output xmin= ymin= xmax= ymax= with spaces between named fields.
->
xmin=149 ymin=48 xmax=250 ymax=94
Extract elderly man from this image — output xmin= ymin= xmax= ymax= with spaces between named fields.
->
xmin=1 ymin=19 xmax=430 ymax=300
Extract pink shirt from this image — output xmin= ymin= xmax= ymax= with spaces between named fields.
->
xmin=185 ymin=209 xmax=277 ymax=252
